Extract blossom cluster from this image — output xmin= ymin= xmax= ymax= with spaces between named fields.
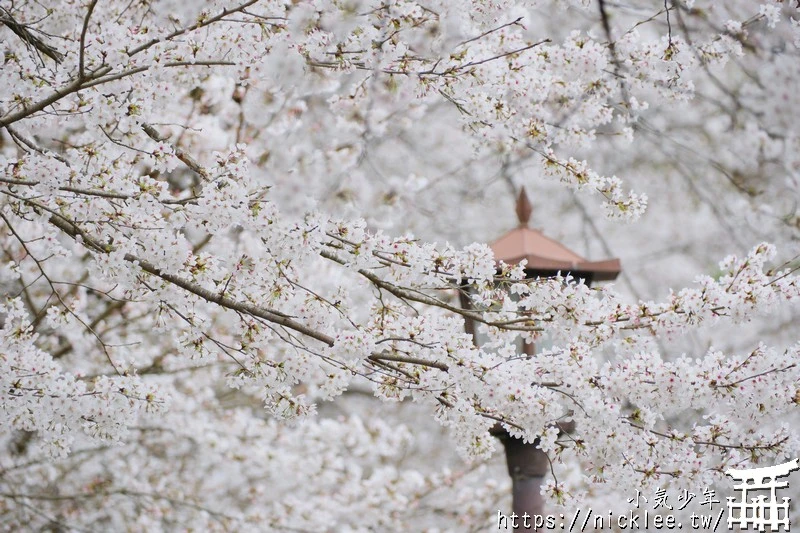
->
xmin=1 ymin=0 xmax=799 ymax=530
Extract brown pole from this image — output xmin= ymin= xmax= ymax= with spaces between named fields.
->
xmin=493 ymin=427 xmax=550 ymax=518
xmin=464 ymin=287 xmax=552 ymax=519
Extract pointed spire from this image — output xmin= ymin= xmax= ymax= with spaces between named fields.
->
xmin=491 ymin=186 xmax=622 ymax=281
xmin=515 ymin=187 xmax=532 ymax=227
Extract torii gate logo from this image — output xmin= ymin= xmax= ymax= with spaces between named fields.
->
xmin=726 ymin=459 xmax=799 ymax=531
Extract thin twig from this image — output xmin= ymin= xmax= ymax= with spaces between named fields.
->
xmin=79 ymin=0 xmax=99 ymax=79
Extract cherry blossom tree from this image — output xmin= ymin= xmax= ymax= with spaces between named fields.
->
xmin=1 ymin=0 xmax=799 ymax=530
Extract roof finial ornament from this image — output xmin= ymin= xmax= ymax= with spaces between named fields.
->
xmin=515 ymin=187 xmax=532 ymax=227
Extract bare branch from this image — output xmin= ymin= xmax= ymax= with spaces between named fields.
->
xmin=0 ymin=7 xmax=64 ymax=63
xmin=78 ymin=0 xmax=99 ymax=79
